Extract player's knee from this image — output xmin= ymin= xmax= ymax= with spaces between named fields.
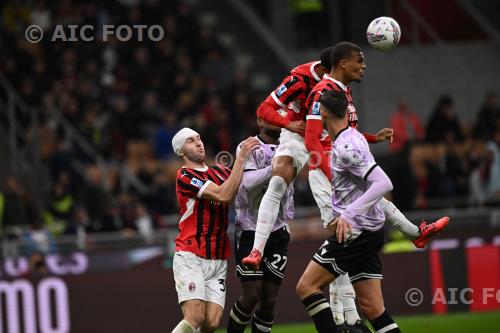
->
xmin=358 ymin=296 xmax=384 ymax=320
xmin=272 ymin=159 xmax=294 ymax=184
xmin=204 ymin=314 xmax=222 ymax=332
xmin=184 ymin=302 xmax=206 ymax=326
xmin=296 ymin=278 xmax=312 ymax=298
xmin=259 ymin=296 xmax=277 ymax=314
xmin=241 ymin=291 xmax=260 ymax=309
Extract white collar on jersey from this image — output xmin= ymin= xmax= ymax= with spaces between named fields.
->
xmin=310 ymin=61 xmax=322 ymax=81
xmin=183 ymin=165 xmax=208 ymax=172
xmin=324 ymin=74 xmax=348 ymax=91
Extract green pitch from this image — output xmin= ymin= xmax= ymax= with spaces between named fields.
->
xmin=216 ymin=311 xmax=500 ymax=333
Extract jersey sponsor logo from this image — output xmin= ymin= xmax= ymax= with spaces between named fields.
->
xmin=276 ymin=84 xmax=287 ymax=97
xmin=312 ymin=101 xmax=321 ymax=115
xmin=189 ymin=282 xmax=196 ymax=293
xmin=190 ymin=178 xmax=204 ymax=188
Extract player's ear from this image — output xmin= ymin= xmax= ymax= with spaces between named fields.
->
xmin=256 ymin=117 xmax=263 ymax=128
xmin=179 ymin=149 xmax=185 ymax=157
xmin=341 ymin=59 xmax=349 ymax=70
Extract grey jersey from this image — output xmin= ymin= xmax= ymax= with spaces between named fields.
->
xmin=235 ymin=136 xmax=294 ymax=231
xmin=330 ymin=127 xmax=385 ymax=231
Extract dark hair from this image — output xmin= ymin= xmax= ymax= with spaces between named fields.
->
xmin=436 ymin=95 xmax=453 ymax=109
xmin=330 ymin=42 xmax=362 ymax=68
xmin=319 ymin=90 xmax=348 ymax=119
xmin=320 ymin=46 xmax=334 ymax=71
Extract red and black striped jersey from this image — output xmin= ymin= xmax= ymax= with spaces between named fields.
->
xmin=304 ymin=74 xmax=363 ymax=178
xmin=305 ymin=74 xmax=379 ymax=178
xmin=175 ymin=164 xmax=232 ymax=259
xmin=257 ymin=61 xmax=323 ymax=128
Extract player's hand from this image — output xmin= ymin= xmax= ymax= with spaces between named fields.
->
xmin=375 ymin=128 xmax=394 ymax=143
xmin=326 ymin=217 xmax=338 ymax=233
xmin=336 ymin=217 xmax=352 ymax=243
xmin=286 ymin=121 xmax=306 ymax=135
xmin=237 ymin=137 xmax=261 ymax=159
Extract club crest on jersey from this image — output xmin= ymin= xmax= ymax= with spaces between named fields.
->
xmin=190 ymin=178 xmax=204 ymax=188
xmin=312 ymin=101 xmax=321 ymax=115
xmin=276 ymin=84 xmax=287 ymax=97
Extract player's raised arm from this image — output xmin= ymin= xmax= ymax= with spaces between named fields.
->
xmin=239 ymin=149 xmax=273 ymax=190
xmin=201 ymin=137 xmax=260 ymax=203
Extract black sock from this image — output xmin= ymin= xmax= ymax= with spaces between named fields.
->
xmin=227 ymin=300 xmax=252 ymax=333
xmin=370 ymin=310 xmax=401 ymax=333
xmin=301 ymin=292 xmax=337 ymax=333
xmin=252 ymin=310 xmax=274 ymax=333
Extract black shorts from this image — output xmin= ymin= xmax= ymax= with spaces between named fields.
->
xmin=235 ymin=226 xmax=290 ymax=285
xmin=312 ymin=228 xmax=385 ymax=283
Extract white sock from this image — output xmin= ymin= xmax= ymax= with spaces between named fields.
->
xmin=254 ymin=176 xmax=287 ymax=253
xmin=343 ymin=295 xmax=360 ymax=326
xmin=379 ymin=198 xmax=420 ymax=239
xmin=172 ymin=319 xmax=197 ymax=333
xmin=337 ymin=273 xmax=360 ymax=325
xmin=329 ymin=282 xmax=345 ymax=325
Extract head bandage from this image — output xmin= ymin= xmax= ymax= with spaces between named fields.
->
xmin=171 ymin=127 xmax=199 ymax=156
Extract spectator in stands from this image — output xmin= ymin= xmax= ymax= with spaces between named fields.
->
xmin=389 ymin=98 xmax=425 ymax=153
xmin=135 ymin=203 xmax=154 ymax=244
xmin=472 ymin=129 xmax=500 ymax=204
xmin=118 ymin=192 xmax=138 ymax=231
xmin=441 ymin=144 xmax=470 ymax=198
xmin=153 ymin=112 xmax=179 ymax=159
xmin=81 ymin=166 xmax=110 ymax=230
xmin=474 ymin=91 xmax=500 ymax=141
xmin=148 ymin=169 xmax=178 ymax=226
xmin=0 ymin=176 xmax=32 ymax=235
xmin=44 ymin=177 xmax=75 ymax=235
xmin=425 ymin=95 xmax=464 ymax=143
xmin=101 ymin=203 xmax=124 ymax=232
xmin=23 ymin=220 xmax=58 ymax=255
xmin=200 ymin=48 xmax=233 ymax=92
xmin=79 ymin=103 xmax=111 ymax=157
xmin=66 ymin=205 xmax=94 ymax=249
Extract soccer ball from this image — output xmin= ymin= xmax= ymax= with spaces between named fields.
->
xmin=366 ymin=16 xmax=401 ymax=51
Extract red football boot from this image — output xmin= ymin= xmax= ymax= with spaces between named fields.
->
xmin=242 ymin=248 xmax=262 ymax=270
xmin=412 ymin=217 xmax=450 ymax=248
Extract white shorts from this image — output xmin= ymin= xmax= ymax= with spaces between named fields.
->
xmin=173 ymin=251 xmax=228 ymax=308
xmin=308 ymin=168 xmax=334 ymax=227
xmin=274 ymin=129 xmax=310 ymax=172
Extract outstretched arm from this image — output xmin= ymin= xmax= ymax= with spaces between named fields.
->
xmin=363 ymin=128 xmax=394 ymax=144
xmin=201 ymin=138 xmax=261 ymax=203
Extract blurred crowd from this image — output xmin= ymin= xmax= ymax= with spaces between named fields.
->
xmin=386 ymin=92 xmax=500 ymax=210
xmin=0 ymin=0 xmax=499 ymax=255
xmin=0 ymin=0 xmax=258 ymax=251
